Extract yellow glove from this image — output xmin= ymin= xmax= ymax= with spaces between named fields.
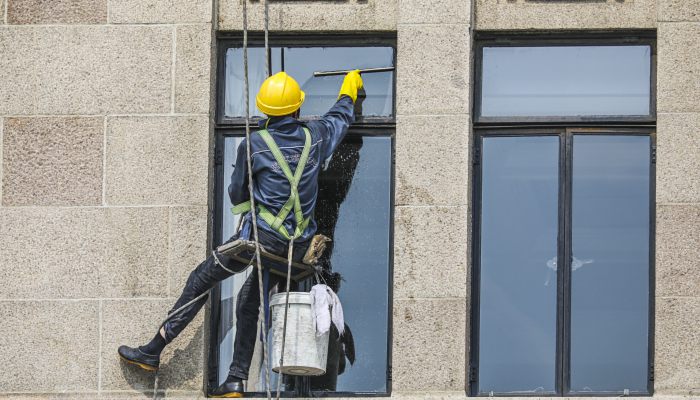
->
xmin=338 ymin=70 xmax=364 ymax=102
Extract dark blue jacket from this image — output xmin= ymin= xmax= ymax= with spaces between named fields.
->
xmin=229 ymin=96 xmax=355 ymax=247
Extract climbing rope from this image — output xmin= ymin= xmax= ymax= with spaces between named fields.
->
xmin=153 ymin=1 xmax=285 ymax=398
xmin=241 ymin=0 xmax=273 ymax=398
xmin=245 ymin=2 xmax=295 ymax=398
xmin=276 ymin=239 xmax=294 ymax=399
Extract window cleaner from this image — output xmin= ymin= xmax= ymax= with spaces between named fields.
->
xmin=117 ymin=69 xmax=364 ymax=399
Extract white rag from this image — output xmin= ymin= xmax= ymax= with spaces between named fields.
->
xmin=310 ymin=284 xmax=345 ymax=337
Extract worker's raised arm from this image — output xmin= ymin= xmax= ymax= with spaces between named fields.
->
xmin=308 ymin=70 xmax=363 ymax=160
xmin=228 ymin=139 xmax=250 ymax=207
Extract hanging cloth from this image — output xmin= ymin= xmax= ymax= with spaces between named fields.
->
xmin=310 ymin=284 xmax=345 ymax=337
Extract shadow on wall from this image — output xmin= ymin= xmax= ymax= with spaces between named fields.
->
xmin=118 ymin=324 xmax=203 ymax=398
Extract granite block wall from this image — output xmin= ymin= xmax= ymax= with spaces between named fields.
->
xmin=0 ymin=0 xmax=214 ymax=397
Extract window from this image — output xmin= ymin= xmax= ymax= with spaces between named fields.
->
xmin=470 ymin=33 xmax=655 ymax=397
xmin=210 ymin=33 xmax=395 ymax=397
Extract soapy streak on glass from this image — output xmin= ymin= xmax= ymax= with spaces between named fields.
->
xmin=480 ymin=45 xmax=651 ymax=117
xmin=218 ymin=135 xmax=392 ymax=394
xmin=225 ymin=46 xmax=394 ymax=118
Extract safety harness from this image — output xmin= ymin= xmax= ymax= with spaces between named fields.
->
xmin=233 ymin=126 xmax=313 ymax=399
xmin=231 ymin=127 xmax=313 ymax=241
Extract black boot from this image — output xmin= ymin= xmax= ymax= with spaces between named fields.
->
xmin=117 ymin=345 xmax=160 ymax=372
xmin=211 ymin=376 xmax=245 ymax=398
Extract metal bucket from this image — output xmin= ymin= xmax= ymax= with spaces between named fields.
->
xmin=270 ymin=292 xmax=329 ymax=376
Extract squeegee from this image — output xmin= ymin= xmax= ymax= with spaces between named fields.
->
xmin=313 ymin=67 xmax=395 ymax=77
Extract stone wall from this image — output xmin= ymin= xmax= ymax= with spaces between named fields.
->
xmin=0 ymin=0 xmax=698 ymax=398
xmin=0 ymin=0 xmax=214 ymax=398
xmin=654 ymin=5 xmax=700 ymax=396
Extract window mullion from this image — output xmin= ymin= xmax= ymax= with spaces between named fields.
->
xmin=561 ymin=129 xmax=573 ymax=396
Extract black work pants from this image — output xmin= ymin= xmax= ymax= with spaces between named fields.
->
xmin=162 ymin=231 xmax=307 ymax=381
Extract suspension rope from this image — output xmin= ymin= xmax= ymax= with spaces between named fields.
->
xmin=276 ymin=238 xmax=294 ymax=399
xmin=242 ymin=0 xmax=272 ymax=398
xmin=264 ymin=0 xmax=270 ymax=78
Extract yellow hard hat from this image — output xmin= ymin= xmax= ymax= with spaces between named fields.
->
xmin=256 ymin=72 xmax=305 ymax=116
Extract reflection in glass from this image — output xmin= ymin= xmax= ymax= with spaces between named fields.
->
xmin=218 ymin=135 xmax=392 ymax=393
xmin=481 ymin=46 xmax=651 ymax=117
xmin=283 ymin=47 xmax=394 ymax=117
xmin=478 ymin=136 xmax=559 ymax=394
xmin=218 ymin=136 xmax=253 ymax=384
xmin=570 ymin=135 xmax=650 ymax=393
xmin=224 ymin=46 xmax=394 ymax=118
xmin=224 ymin=48 xmax=282 ymax=118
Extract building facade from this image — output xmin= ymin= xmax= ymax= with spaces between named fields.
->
xmin=0 ymin=0 xmax=697 ymax=398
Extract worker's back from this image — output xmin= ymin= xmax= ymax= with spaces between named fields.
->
xmin=229 ymin=96 xmax=356 ymax=247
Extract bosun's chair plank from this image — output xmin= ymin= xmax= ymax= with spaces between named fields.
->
xmin=217 ymin=239 xmax=316 ymax=282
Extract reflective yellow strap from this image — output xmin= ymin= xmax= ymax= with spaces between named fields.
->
xmin=255 ymin=128 xmax=313 ymax=240
xmin=231 ymin=201 xmax=251 ymax=215
xmin=258 ymin=205 xmax=291 ymax=240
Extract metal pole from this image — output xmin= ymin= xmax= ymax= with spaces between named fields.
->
xmin=313 ymin=66 xmax=395 ymax=77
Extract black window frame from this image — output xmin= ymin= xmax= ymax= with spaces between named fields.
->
xmin=209 ymin=31 xmax=397 ymax=398
xmin=473 ymin=30 xmax=657 ymax=125
xmin=469 ymin=31 xmax=656 ymax=397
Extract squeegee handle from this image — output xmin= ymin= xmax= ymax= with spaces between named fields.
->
xmin=313 ymin=67 xmax=395 ymax=77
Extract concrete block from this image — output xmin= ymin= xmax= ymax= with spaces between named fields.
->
xmin=0 ymin=207 xmax=169 ymax=299
xmin=3 ymin=395 xmax=99 ymax=400
xmin=0 ymin=300 xmax=99 ymax=392
xmin=101 ymin=299 xmax=204 ymax=392
xmin=105 ymin=116 xmax=209 ymax=206
xmin=656 ymin=205 xmax=700 ymax=297
xmin=34 ymin=26 xmax=172 ymax=115
xmin=218 ymin=0 xmax=397 ymax=31
xmin=175 ymin=24 xmax=212 ymax=114
xmin=398 ymin=0 xmax=469 ymax=24
xmin=99 ymin=393 xmax=205 ymax=399
xmin=391 ymin=393 xmax=478 ymax=400
xmin=396 ymin=24 xmax=470 ymax=115
xmin=102 ymin=207 xmax=170 ymax=298
xmin=475 ymin=0 xmax=656 ymax=30
xmin=8 ymin=0 xmax=107 ymax=24
xmin=396 ymin=115 xmax=469 ymax=206
xmin=0 ymin=207 xmax=102 ymax=299
xmin=0 ymin=28 xmax=37 ymax=115
xmin=655 ymin=297 xmax=700 ymax=395
xmin=109 ymin=0 xmax=211 ymax=24
xmin=2 ymin=117 xmax=103 ymax=206
xmin=169 ymin=206 xmax=208 ymax=296
xmin=394 ymin=206 xmax=468 ymax=299
xmin=658 ymin=23 xmax=700 ymax=113
xmin=657 ymin=113 xmax=700 ymax=203
xmin=392 ymin=299 xmax=467 ymax=391
xmin=0 ymin=118 xmax=3 ymax=205
xmin=659 ymin=0 xmax=700 ymax=22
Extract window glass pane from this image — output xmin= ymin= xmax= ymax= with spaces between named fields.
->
xmin=217 ymin=136 xmax=253 ymax=386
xmin=478 ymin=136 xmax=559 ymax=394
xmin=283 ymin=47 xmax=394 ymax=117
xmin=217 ymin=134 xmax=392 ymax=394
xmin=224 ymin=46 xmax=394 ymax=118
xmin=313 ymin=135 xmax=392 ymax=392
xmin=480 ymin=46 xmax=651 ymax=118
xmin=570 ymin=135 xmax=650 ymax=393
xmin=224 ymin=48 xmax=282 ymax=118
